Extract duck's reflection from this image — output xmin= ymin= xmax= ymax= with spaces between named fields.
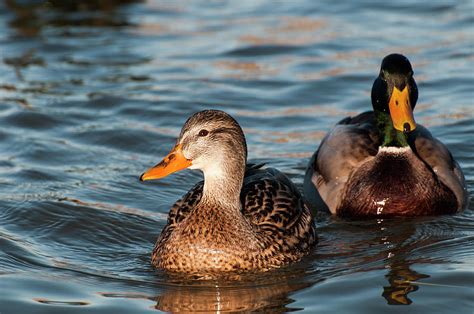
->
xmin=154 ymin=270 xmax=313 ymax=313
xmin=382 ymin=260 xmax=429 ymax=305
xmin=373 ymin=218 xmax=431 ymax=305
xmin=99 ymin=268 xmax=315 ymax=313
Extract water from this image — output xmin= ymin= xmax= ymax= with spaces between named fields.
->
xmin=0 ymin=0 xmax=473 ymax=313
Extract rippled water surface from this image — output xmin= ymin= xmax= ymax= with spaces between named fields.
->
xmin=1 ymin=0 xmax=473 ymax=313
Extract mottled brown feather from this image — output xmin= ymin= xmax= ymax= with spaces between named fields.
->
xmin=152 ymin=165 xmax=317 ymax=274
xmin=147 ymin=110 xmax=317 ymax=275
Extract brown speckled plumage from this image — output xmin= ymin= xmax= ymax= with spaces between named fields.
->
xmin=143 ymin=110 xmax=317 ymax=275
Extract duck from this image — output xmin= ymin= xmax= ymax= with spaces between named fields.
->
xmin=140 ymin=109 xmax=317 ymax=274
xmin=304 ymin=53 xmax=468 ymax=217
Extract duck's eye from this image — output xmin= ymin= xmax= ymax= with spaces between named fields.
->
xmin=198 ymin=129 xmax=209 ymax=137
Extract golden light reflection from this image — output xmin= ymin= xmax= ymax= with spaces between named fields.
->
xmin=236 ymin=104 xmax=358 ymax=118
xmin=214 ymin=60 xmax=279 ymax=79
xmin=239 ymin=16 xmax=329 ymax=46
xmin=154 ymin=282 xmax=308 ymax=313
xmin=382 ymin=263 xmax=429 ymax=305
xmin=98 ymin=270 xmax=312 ymax=313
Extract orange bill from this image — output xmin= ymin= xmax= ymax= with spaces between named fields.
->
xmin=140 ymin=144 xmax=192 ymax=181
xmin=388 ymin=86 xmax=416 ymax=133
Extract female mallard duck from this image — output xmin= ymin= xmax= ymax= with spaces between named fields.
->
xmin=140 ymin=110 xmax=316 ymax=274
xmin=304 ymin=53 xmax=468 ymax=217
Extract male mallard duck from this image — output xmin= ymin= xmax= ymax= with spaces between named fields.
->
xmin=141 ymin=110 xmax=316 ymax=274
xmin=304 ymin=53 xmax=468 ymax=217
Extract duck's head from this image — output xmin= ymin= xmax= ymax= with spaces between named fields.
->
xmin=371 ymin=53 xmax=418 ymax=134
xmin=140 ymin=110 xmax=247 ymax=181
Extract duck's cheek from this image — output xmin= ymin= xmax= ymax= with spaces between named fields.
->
xmin=187 ymin=156 xmax=203 ymax=170
xmin=182 ymin=150 xmax=194 ymax=163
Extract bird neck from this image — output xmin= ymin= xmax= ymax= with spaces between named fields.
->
xmin=200 ymin=158 xmax=245 ymax=211
xmin=375 ymin=111 xmax=410 ymax=147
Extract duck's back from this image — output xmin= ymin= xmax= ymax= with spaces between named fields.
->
xmin=240 ymin=165 xmax=317 ymax=256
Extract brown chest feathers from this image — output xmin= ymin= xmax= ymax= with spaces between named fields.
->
xmin=152 ymin=202 xmax=316 ymax=275
xmin=338 ymin=148 xmax=458 ymax=217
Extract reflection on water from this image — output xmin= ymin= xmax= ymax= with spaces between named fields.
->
xmin=369 ymin=218 xmax=430 ymax=305
xmin=96 ymin=269 xmax=315 ymax=312
xmin=154 ymin=277 xmax=311 ymax=312
xmin=313 ymin=215 xmax=474 ymax=311
xmin=5 ymin=0 xmax=142 ymax=37
xmin=0 ymin=0 xmax=473 ymax=313
xmin=383 ymin=262 xmax=429 ymax=305
xmin=154 ymin=283 xmax=304 ymax=312
xmin=372 ymin=219 xmax=433 ymax=305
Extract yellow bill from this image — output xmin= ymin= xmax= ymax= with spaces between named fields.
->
xmin=388 ymin=86 xmax=416 ymax=133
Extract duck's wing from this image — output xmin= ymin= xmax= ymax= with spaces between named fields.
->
xmin=303 ymin=111 xmax=380 ymax=214
xmin=410 ymin=125 xmax=468 ymax=211
xmin=240 ymin=166 xmax=317 ymax=252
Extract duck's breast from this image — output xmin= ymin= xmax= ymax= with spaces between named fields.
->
xmin=338 ymin=147 xmax=458 ymax=217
